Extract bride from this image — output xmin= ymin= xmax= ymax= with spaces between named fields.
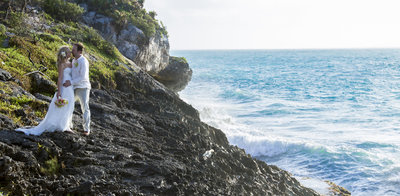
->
xmin=16 ymin=46 xmax=75 ymax=135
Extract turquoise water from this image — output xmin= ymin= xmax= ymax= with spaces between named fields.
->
xmin=172 ymin=49 xmax=400 ymax=195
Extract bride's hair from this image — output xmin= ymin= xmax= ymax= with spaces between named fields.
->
xmin=56 ymin=46 xmax=71 ymax=68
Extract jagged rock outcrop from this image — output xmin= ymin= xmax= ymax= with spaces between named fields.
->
xmin=153 ymin=56 xmax=193 ymax=92
xmin=82 ymin=11 xmax=169 ymax=75
xmin=0 ymin=66 xmax=320 ymax=195
xmin=81 ymin=9 xmax=191 ymax=92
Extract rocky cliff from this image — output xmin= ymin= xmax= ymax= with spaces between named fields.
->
xmin=0 ymin=66 xmax=319 ymax=195
xmin=0 ymin=1 xmax=349 ymax=195
xmin=81 ymin=5 xmax=191 ymax=92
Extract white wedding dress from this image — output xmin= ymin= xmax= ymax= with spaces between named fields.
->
xmin=16 ymin=67 xmax=74 ymax=135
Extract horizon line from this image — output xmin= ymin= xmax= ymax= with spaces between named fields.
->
xmin=170 ymin=47 xmax=400 ymax=51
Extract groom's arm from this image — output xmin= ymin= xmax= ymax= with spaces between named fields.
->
xmin=71 ymin=58 xmax=89 ymax=86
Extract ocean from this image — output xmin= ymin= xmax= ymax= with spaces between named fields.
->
xmin=172 ymin=49 xmax=400 ymax=195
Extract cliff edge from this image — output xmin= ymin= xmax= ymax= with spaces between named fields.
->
xmin=0 ymin=1 xmax=347 ymax=195
xmin=0 ymin=66 xmax=319 ymax=195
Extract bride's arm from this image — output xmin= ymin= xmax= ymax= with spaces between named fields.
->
xmin=57 ymin=63 xmax=64 ymax=98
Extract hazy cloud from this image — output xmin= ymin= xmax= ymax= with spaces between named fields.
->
xmin=145 ymin=0 xmax=400 ymax=50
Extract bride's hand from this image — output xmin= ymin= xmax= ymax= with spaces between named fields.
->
xmin=57 ymin=91 xmax=61 ymax=99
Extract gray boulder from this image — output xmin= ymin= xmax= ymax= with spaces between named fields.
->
xmin=0 ymin=68 xmax=12 ymax=81
xmin=153 ymin=56 xmax=192 ymax=92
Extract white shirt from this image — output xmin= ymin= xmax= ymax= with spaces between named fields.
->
xmin=71 ymin=55 xmax=91 ymax=89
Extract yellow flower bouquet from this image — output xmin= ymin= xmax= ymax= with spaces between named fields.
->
xmin=55 ymin=98 xmax=68 ymax=108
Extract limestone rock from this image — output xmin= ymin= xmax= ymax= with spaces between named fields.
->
xmin=134 ymin=30 xmax=170 ymax=75
xmin=82 ymin=10 xmax=169 ymax=75
xmin=0 ymin=68 xmax=12 ymax=81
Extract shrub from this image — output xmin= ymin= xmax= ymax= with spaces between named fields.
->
xmin=82 ymin=26 xmax=118 ymax=58
xmin=40 ymin=156 xmax=60 ymax=175
xmin=40 ymin=0 xmax=84 ymax=22
xmin=0 ymin=24 xmax=6 ymax=36
xmin=130 ymin=14 xmax=156 ymax=37
xmin=170 ymin=56 xmax=188 ymax=64
xmin=5 ymin=11 xmax=29 ymax=35
xmin=76 ymin=0 xmax=166 ymax=38
xmin=158 ymin=21 xmax=168 ymax=38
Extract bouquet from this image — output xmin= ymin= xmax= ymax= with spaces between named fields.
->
xmin=55 ymin=98 xmax=68 ymax=108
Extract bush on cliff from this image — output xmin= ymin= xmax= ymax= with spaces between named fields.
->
xmin=0 ymin=24 xmax=6 ymax=36
xmin=3 ymin=11 xmax=29 ymax=35
xmin=40 ymin=0 xmax=84 ymax=22
xmin=0 ymin=3 xmax=130 ymax=92
xmin=76 ymin=0 xmax=167 ymax=38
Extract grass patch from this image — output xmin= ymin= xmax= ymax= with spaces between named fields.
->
xmin=170 ymin=56 xmax=188 ymax=64
xmin=0 ymin=82 xmax=48 ymax=125
xmin=0 ymin=24 xmax=6 ymax=36
xmin=9 ymin=95 xmax=33 ymax=106
xmin=40 ymin=155 xmax=60 ymax=175
xmin=37 ymin=143 xmax=64 ymax=175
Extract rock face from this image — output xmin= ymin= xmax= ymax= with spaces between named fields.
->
xmin=81 ymin=10 xmax=192 ymax=92
xmin=29 ymin=72 xmax=57 ymax=95
xmin=82 ymin=11 xmax=145 ymax=63
xmin=153 ymin=56 xmax=193 ymax=92
xmin=82 ymin=11 xmax=169 ymax=75
xmin=0 ymin=68 xmax=12 ymax=81
xmin=134 ymin=30 xmax=170 ymax=75
xmin=0 ymin=67 xmax=320 ymax=195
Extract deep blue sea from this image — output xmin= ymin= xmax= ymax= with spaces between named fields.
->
xmin=172 ymin=49 xmax=400 ymax=195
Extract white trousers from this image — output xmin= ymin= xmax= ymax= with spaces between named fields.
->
xmin=74 ymin=88 xmax=91 ymax=133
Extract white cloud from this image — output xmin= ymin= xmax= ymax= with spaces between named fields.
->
xmin=145 ymin=0 xmax=400 ymax=50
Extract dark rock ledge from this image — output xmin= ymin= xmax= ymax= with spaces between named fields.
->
xmin=1 ymin=67 xmax=320 ymax=195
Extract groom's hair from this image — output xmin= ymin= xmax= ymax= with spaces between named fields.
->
xmin=74 ymin=43 xmax=84 ymax=52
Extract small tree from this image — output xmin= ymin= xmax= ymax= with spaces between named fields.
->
xmin=149 ymin=11 xmax=157 ymax=19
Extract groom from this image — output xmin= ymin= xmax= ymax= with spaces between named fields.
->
xmin=63 ymin=43 xmax=91 ymax=136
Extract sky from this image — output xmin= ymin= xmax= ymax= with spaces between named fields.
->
xmin=144 ymin=0 xmax=400 ymax=50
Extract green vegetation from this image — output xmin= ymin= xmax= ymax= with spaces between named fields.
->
xmin=40 ymin=0 xmax=84 ymax=22
xmin=0 ymin=8 xmax=129 ymax=90
xmin=75 ymin=0 xmax=167 ymax=37
xmin=0 ymin=0 xmax=138 ymax=126
xmin=0 ymin=85 xmax=48 ymax=125
xmin=0 ymin=0 xmax=171 ymax=129
xmin=3 ymin=11 xmax=30 ymax=35
xmin=9 ymin=95 xmax=33 ymax=105
xmin=170 ymin=56 xmax=188 ymax=64
xmin=0 ymin=191 xmax=9 ymax=196
xmin=0 ymin=24 xmax=6 ymax=36
xmin=40 ymin=155 xmax=60 ymax=175
xmin=37 ymin=143 xmax=61 ymax=175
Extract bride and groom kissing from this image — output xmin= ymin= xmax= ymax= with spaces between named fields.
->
xmin=16 ymin=43 xmax=91 ymax=136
